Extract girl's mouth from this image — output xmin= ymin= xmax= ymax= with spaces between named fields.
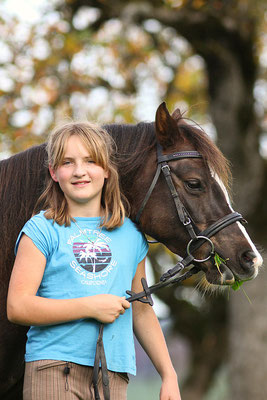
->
xmin=72 ymin=181 xmax=90 ymax=186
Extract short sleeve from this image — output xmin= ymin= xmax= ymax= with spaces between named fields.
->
xmin=136 ymin=231 xmax=149 ymax=264
xmin=15 ymin=213 xmax=55 ymax=260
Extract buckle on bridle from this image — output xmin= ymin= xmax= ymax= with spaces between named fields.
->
xmin=161 ymin=164 xmax=170 ymax=173
xmin=183 ymin=216 xmax=192 ymax=226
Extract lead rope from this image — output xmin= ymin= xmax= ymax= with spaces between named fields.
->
xmin=92 ymin=324 xmax=110 ymax=400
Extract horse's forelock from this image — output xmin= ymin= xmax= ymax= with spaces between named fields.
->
xmin=177 ymin=122 xmax=232 ymax=191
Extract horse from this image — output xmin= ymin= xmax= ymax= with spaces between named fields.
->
xmin=0 ymin=102 xmax=262 ymax=399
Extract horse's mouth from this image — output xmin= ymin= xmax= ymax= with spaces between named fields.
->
xmin=204 ymin=256 xmax=260 ymax=287
xmin=205 ymin=261 xmax=235 ymax=286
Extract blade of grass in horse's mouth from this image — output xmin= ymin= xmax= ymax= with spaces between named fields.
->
xmin=214 ymin=252 xmax=244 ymax=290
xmin=207 ymin=252 xmax=240 ymax=286
xmin=214 ymin=253 xmax=229 ymax=275
xmin=231 ymin=279 xmax=244 ymax=291
xmin=206 ymin=259 xmax=234 ymax=285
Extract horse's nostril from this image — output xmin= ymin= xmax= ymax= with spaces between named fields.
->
xmin=237 ymin=250 xmax=259 ymax=280
xmin=240 ymin=250 xmax=256 ymax=268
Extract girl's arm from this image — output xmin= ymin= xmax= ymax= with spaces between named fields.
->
xmin=132 ymin=258 xmax=182 ymax=400
xmin=7 ymin=234 xmax=129 ymax=326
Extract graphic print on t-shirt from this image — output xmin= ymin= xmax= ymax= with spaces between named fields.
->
xmin=68 ymin=228 xmax=117 ymax=285
xmin=73 ymin=237 xmax=112 ymax=273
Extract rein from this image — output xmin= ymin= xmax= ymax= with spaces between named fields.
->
xmin=92 ymin=143 xmax=245 ymax=400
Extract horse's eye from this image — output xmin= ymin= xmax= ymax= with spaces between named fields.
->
xmin=185 ymin=180 xmax=202 ymax=190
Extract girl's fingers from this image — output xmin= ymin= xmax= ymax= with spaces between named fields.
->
xmin=121 ymin=297 xmax=130 ymax=309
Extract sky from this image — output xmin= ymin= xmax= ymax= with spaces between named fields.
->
xmin=0 ymin=0 xmax=49 ymax=23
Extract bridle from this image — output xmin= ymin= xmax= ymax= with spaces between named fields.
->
xmin=135 ymin=143 xmax=245 ymax=277
xmin=92 ymin=142 xmax=246 ymax=400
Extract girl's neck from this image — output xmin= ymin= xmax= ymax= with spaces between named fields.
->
xmin=69 ymin=204 xmax=104 ymax=219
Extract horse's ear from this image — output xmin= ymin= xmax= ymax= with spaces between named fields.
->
xmin=171 ymin=107 xmax=182 ymax=120
xmin=155 ymin=102 xmax=177 ymax=149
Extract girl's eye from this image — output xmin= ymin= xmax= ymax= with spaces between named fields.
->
xmin=62 ymin=160 xmax=71 ymax=165
xmin=185 ymin=179 xmax=202 ymax=190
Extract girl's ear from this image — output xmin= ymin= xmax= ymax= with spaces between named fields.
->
xmin=104 ymin=169 xmax=109 ymax=179
xmin=49 ymin=164 xmax=58 ymax=182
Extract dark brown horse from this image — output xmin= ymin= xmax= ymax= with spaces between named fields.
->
xmin=0 ymin=103 xmax=262 ymax=399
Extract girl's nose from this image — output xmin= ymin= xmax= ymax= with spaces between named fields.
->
xmin=73 ymin=162 xmax=86 ymax=177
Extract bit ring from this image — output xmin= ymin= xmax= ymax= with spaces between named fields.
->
xmin=187 ymin=236 xmax=215 ymax=263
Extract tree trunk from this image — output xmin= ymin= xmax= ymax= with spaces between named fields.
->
xmin=229 ymin=250 xmax=267 ymax=400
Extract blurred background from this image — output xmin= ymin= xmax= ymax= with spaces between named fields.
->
xmin=0 ymin=0 xmax=266 ymax=398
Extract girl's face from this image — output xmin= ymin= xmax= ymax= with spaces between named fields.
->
xmin=49 ymin=135 xmax=109 ymax=217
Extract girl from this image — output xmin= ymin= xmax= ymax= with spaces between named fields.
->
xmin=7 ymin=122 xmax=181 ymax=400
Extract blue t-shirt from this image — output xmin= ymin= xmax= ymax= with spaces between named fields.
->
xmin=15 ymin=211 xmax=148 ymax=375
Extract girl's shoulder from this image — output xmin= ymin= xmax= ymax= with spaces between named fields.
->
xmin=15 ymin=212 xmax=57 ymax=257
xmin=119 ymin=217 xmax=147 ymax=240
xmin=121 ymin=217 xmax=139 ymax=231
xmin=120 ymin=217 xmax=149 ymax=259
xmin=24 ymin=211 xmax=66 ymax=238
xmin=30 ymin=210 xmax=47 ymax=221
xmin=28 ymin=211 xmax=55 ymax=229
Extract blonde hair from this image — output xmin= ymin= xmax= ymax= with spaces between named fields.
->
xmin=35 ymin=121 xmax=127 ymax=229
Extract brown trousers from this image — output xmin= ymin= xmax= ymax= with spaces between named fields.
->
xmin=23 ymin=360 xmax=129 ymax=400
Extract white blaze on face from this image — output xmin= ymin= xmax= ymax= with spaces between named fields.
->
xmin=212 ymin=171 xmax=263 ymax=270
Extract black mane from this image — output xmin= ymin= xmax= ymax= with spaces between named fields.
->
xmin=103 ymin=122 xmax=157 ymax=179
xmin=0 ymin=144 xmax=47 ymax=277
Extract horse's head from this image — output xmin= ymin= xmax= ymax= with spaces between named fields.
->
xmin=134 ymin=103 xmax=262 ymax=288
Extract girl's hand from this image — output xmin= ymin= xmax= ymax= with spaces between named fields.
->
xmin=87 ymin=294 xmax=130 ymax=323
xmin=160 ymin=374 xmax=181 ymax=400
